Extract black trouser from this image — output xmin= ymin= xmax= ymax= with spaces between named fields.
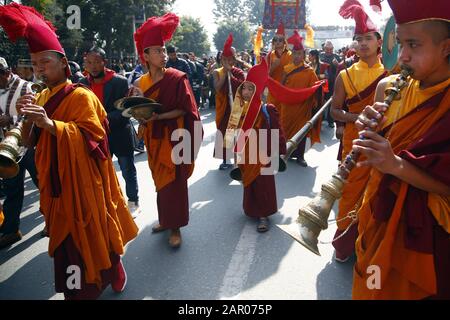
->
xmin=0 ymin=148 xmax=38 ymax=234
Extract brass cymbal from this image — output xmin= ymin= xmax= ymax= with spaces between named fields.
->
xmin=114 ymin=96 xmax=157 ymax=110
xmin=121 ymin=103 xmax=163 ymax=119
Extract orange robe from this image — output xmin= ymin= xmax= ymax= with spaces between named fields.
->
xmin=280 ymin=63 xmax=319 ymax=145
xmin=352 ymin=76 xmax=450 ymax=299
xmin=333 ymin=60 xmax=386 ymax=257
xmin=267 ymin=49 xmax=292 ymax=110
xmin=35 ymin=80 xmax=138 ymax=288
xmin=138 ymin=68 xmax=201 ymax=228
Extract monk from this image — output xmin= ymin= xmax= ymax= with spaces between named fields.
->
xmin=330 ymin=0 xmax=387 ymax=263
xmin=212 ymin=33 xmax=245 ymax=170
xmin=1 ymin=3 xmax=138 ymax=299
xmin=352 ymin=0 xmax=450 ymax=299
xmin=280 ymin=30 xmax=319 ymax=167
xmin=133 ymin=13 xmax=202 ymax=248
xmin=266 ymin=22 xmax=292 ymax=111
xmin=231 ymin=61 xmax=286 ymax=232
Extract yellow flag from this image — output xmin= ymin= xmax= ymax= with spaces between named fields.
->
xmin=253 ymin=26 xmax=264 ymax=64
xmin=304 ymin=24 xmax=315 ymax=48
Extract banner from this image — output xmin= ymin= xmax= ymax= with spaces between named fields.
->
xmin=262 ymin=0 xmax=306 ymax=30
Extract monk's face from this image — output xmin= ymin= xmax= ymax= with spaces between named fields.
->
xmin=144 ymin=46 xmax=168 ymax=69
xmin=292 ymin=49 xmax=305 ymax=65
xmin=31 ymin=51 xmax=67 ymax=87
xmin=354 ymin=32 xmax=381 ymax=60
xmin=241 ymin=82 xmax=255 ymax=102
xmin=272 ymin=35 xmax=286 ymax=51
xmin=397 ymin=21 xmax=450 ymax=82
xmin=0 ymin=69 xmax=11 ymax=89
xmin=84 ymin=52 xmax=106 ymax=78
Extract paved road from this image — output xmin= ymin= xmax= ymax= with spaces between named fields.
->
xmin=0 ymin=108 xmax=354 ymax=300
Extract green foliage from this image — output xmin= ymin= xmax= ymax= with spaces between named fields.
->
xmin=214 ymin=20 xmax=252 ymax=52
xmin=169 ymin=16 xmax=210 ymax=56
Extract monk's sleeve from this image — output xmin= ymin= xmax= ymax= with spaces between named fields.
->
xmin=398 ymin=110 xmax=450 ymax=232
xmin=53 ymin=90 xmax=106 ymax=160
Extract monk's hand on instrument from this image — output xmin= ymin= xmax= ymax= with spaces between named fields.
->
xmin=16 ymin=93 xmax=36 ymax=115
xmin=352 ymin=130 xmax=401 ymax=174
xmin=20 ymin=105 xmax=54 ymax=130
xmin=355 ymin=102 xmax=388 ymax=131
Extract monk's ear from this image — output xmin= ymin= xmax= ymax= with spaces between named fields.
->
xmin=440 ymin=38 xmax=450 ymax=61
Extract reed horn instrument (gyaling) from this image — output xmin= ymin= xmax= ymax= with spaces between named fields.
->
xmin=0 ymin=81 xmax=46 ymax=179
xmin=278 ymin=67 xmax=412 ymax=255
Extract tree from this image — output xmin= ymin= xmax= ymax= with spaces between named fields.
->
xmin=213 ymin=0 xmax=249 ymax=24
xmin=214 ymin=20 xmax=252 ymax=52
xmin=170 ymin=16 xmax=210 ymax=56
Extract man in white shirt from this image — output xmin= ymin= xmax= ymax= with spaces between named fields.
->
xmin=0 ymin=57 xmax=39 ymax=249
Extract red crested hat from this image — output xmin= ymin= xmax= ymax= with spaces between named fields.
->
xmin=222 ymin=33 xmax=234 ymax=58
xmin=276 ymin=22 xmax=285 ymax=36
xmin=339 ymin=0 xmax=379 ymax=36
xmin=387 ymin=0 xmax=450 ymax=24
xmin=134 ymin=13 xmax=179 ymax=64
xmin=287 ymin=30 xmax=304 ymax=51
xmin=0 ymin=3 xmax=70 ymax=76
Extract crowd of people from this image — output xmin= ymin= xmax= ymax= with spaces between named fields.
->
xmin=0 ymin=0 xmax=448 ymax=301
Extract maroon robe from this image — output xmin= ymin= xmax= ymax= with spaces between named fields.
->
xmin=243 ymin=104 xmax=286 ymax=218
xmin=143 ymin=68 xmax=202 ymax=229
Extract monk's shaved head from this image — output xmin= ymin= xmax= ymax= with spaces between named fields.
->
xmin=422 ymin=20 xmax=450 ymax=44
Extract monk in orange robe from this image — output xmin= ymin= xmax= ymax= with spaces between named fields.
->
xmin=230 ymin=60 xmax=286 ymax=232
xmin=1 ymin=3 xmax=138 ymax=300
xmin=266 ymin=22 xmax=292 ymax=111
xmin=280 ymin=30 xmax=319 ymax=167
xmin=212 ymin=33 xmax=245 ymax=170
xmin=352 ymin=0 xmax=450 ymax=299
xmin=330 ymin=0 xmax=387 ymax=262
xmin=133 ymin=13 xmax=202 ymax=248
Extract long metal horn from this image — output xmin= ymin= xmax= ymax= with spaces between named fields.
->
xmin=278 ymin=67 xmax=412 ymax=255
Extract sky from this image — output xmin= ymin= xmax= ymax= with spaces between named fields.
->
xmin=173 ymin=0 xmax=393 ymax=51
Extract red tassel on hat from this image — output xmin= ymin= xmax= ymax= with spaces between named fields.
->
xmin=222 ymin=33 xmax=234 ymax=58
xmin=0 ymin=2 xmax=64 ymax=54
xmin=134 ymin=13 xmax=179 ymax=64
xmin=339 ymin=0 xmax=378 ymax=35
xmin=287 ymin=30 xmax=304 ymax=51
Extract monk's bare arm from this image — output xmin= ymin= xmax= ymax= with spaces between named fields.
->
xmin=392 ymin=157 xmax=450 ymax=196
xmin=330 ymin=74 xmax=358 ymax=123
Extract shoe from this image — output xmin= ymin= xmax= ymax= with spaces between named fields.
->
xmin=219 ymin=163 xmax=232 ymax=170
xmin=296 ymin=158 xmax=308 ymax=167
xmin=151 ymin=223 xmax=167 ymax=233
xmin=0 ymin=231 xmax=22 ymax=249
xmin=41 ymin=226 xmax=49 ymax=238
xmin=257 ymin=218 xmax=269 ymax=233
xmin=111 ymin=259 xmax=127 ymax=293
xmin=169 ymin=229 xmax=182 ymax=248
xmin=334 ymin=250 xmax=350 ymax=263
xmin=128 ymin=201 xmax=141 ymax=219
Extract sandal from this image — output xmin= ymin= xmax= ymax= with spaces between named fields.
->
xmin=257 ymin=218 xmax=269 ymax=233
xmin=152 ymin=224 xmax=167 ymax=233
